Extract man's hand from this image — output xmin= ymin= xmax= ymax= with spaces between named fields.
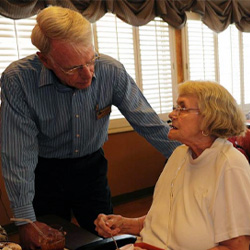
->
xmin=18 ymin=221 xmax=65 ymax=250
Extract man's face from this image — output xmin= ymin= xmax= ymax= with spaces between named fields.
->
xmin=44 ymin=40 xmax=96 ymax=89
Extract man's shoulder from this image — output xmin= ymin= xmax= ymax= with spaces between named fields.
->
xmin=97 ymin=53 xmax=124 ymax=69
xmin=0 ymin=54 xmax=44 ymax=91
xmin=3 ymin=54 xmax=41 ymax=76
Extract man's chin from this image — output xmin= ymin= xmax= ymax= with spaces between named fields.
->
xmin=75 ymin=82 xmax=92 ymax=89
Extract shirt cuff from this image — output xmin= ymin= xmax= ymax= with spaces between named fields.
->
xmin=12 ymin=204 xmax=36 ymax=226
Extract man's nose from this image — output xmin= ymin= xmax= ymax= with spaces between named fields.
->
xmin=79 ymin=66 xmax=93 ymax=78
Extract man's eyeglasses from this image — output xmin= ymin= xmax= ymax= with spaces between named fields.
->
xmin=53 ymin=53 xmax=100 ymax=76
xmin=172 ymin=105 xmax=200 ymax=116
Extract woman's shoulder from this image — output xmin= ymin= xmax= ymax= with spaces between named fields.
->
xmin=164 ymin=144 xmax=189 ymax=166
xmin=219 ymin=139 xmax=250 ymax=173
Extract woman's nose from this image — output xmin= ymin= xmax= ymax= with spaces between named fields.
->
xmin=169 ymin=110 xmax=174 ymax=119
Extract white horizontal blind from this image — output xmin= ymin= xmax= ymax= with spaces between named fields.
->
xmin=94 ymin=13 xmax=135 ymax=120
xmin=218 ymin=25 xmax=241 ymax=104
xmin=0 ymin=13 xmax=176 ymax=132
xmin=15 ymin=17 xmax=37 ymax=58
xmin=242 ymin=33 xmax=250 ymax=106
xmin=138 ymin=18 xmax=173 ymax=114
xmin=185 ymin=20 xmax=216 ymax=81
xmin=94 ymin=13 xmax=175 ymax=121
xmin=0 ymin=15 xmax=37 ymax=77
xmin=185 ymin=18 xmax=249 ymax=113
xmin=0 ymin=16 xmax=18 ymax=76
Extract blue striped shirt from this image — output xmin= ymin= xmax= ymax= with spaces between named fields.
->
xmin=0 ymin=53 xmax=180 ymax=224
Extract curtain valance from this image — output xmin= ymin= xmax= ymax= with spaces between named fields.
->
xmin=0 ymin=0 xmax=250 ymax=33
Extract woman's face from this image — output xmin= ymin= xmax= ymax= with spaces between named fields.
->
xmin=168 ymin=95 xmax=203 ymax=147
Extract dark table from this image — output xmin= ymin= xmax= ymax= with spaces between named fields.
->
xmin=8 ymin=215 xmax=136 ymax=250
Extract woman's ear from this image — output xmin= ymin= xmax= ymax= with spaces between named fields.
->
xmin=37 ymin=52 xmax=52 ymax=69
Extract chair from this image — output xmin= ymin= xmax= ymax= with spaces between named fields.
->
xmin=228 ymin=129 xmax=250 ymax=163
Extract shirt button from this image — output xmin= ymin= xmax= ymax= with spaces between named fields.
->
xmin=75 ymin=114 xmax=80 ymax=118
xmin=76 ymin=134 xmax=80 ymax=138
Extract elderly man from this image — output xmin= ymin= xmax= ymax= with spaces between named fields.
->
xmin=0 ymin=6 xmax=179 ymax=249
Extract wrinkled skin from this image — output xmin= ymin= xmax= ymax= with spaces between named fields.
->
xmin=18 ymin=221 xmax=65 ymax=250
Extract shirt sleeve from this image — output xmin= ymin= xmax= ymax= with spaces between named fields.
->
xmin=1 ymin=72 xmax=39 ymax=225
xmin=213 ymin=165 xmax=250 ymax=243
xmin=112 ymin=66 xmax=181 ymax=158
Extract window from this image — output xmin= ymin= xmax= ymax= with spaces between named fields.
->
xmin=184 ymin=19 xmax=216 ymax=81
xmin=183 ymin=13 xmax=250 ymax=114
xmin=0 ymin=13 xmax=177 ymax=133
xmin=139 ymin=18 xmax=174 ymax=115
xmin=242 ymin=33 xmax=250 ymax=105
xmin=94 ymin=14 xmax=176 ymax=132
xmin=0 ymin=15 xmax=37 ymax=75
xmin=0 ymin=16 xmax=17 ymax=75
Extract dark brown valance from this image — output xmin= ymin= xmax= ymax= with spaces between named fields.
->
xmin=0 ymin=0 xmax=250 ymax=33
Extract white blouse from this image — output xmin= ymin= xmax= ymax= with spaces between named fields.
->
xmin=140 ymin=138 xmax=250 ymax=250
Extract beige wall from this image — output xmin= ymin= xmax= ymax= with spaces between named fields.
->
xmin=0 ymin=131 xmax=166 ymax=226
xmin=104 ymin=131 xmax=166 ymax=196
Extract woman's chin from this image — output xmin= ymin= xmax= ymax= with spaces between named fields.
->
xmin=168 ymin=129 xmax=177 ymax=140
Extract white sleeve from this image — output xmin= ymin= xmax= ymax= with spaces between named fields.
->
xmin=213 ymin=166 xmax=250 ymax=243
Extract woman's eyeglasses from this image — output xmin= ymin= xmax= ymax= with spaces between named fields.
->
xmin=172 ymin=105 xmax=200 ymax=116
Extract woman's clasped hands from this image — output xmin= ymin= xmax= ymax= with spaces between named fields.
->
xmin=94 ymin=214 xmax=124 ymax=238
xmin=94 ymin=214 xmax=145 ymax=238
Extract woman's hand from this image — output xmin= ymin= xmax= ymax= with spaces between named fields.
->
xmin=94 ymin=214 xmax=146 ymax=238
xmin=94 ymin=213 xmax=124 ymax=238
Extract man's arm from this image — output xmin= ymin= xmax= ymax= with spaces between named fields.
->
xmin=1 ymin=72 xmax=39 ymax=224
xmin=113 ymin=66 xmax=180 ymax=158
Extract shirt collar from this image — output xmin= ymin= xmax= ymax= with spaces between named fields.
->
xmin=38 ymin=65 xmax=57 ymax=88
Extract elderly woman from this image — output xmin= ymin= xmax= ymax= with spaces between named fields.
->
xmin=94 ymin=81 xmax=250 ymax=250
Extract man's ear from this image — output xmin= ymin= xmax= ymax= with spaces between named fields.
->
xmin=37 ymin=52 xmax=52 ymax=69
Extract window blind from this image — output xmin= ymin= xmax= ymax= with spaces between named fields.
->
xmin=218 ymin=25 xmax=241 ymax=104
xmin=139 ymin=18 xmax=174 ymax=114
xmin=94 ymin=13 xmax=135 ymax=120
xmin=0 ymin=15 xmax=37 ymax=77
xmin=0 ymin=16 xmax=18 ymax=76
xmin=184 ymin=17 xmax=250 ymax=113
xmin=242 ymin=33 xmax=250 ymax=106
xmin=0 ymin=13 xmax=176 ymax=132
xmin=185 ymin=20 xmax=216 ymax=81
xmin=15 ymin=17 xmax=37 ymax=58
xmin=94 ymin=13 xmax=175 ymax=124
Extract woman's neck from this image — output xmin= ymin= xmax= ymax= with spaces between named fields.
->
xmin=190 ymin=136 xmax=217 ymax=159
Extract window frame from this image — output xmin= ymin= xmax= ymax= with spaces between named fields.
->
xmin=182 ymin=12 xmax=250 ymax=115
xmin=92 ymin=15 xmax=178 ymax=134
xmin=0 ymin=13 xmax=181 ymax=134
